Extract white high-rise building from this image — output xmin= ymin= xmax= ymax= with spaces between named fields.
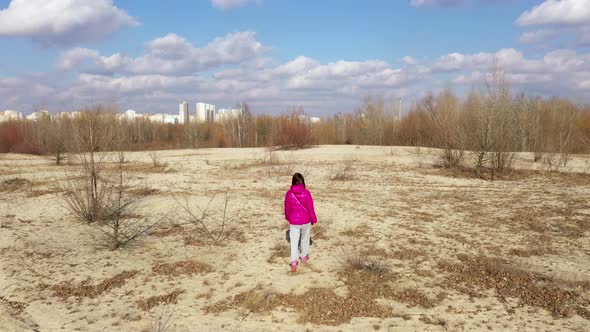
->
xmin=195 ymin=102 xmax=215 ymax=123
xmin=179 ymin=102 xmax=189 ymax=124
xmin=0 ymin=110 xmax=22 ymax=122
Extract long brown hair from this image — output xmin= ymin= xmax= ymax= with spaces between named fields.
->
xmin=292 ymin=173 xmax=305 ymax=187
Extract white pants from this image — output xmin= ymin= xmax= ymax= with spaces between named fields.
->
xmin=289 ymin=223 xmax=311 ymax=263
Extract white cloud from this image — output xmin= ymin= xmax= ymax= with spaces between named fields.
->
xmin=519 ymin=29 xmax=558 ymax=44
xmin=8 ymin=32 xmax=590 ymax=116
xmin=211 ymin=0 xmax=261 ymax=10
xmin=433 ymin=48 xmax=542 ymax=73
xmin=402 ymin=56 xmax=418 ymax=65
xmin=516 ymin=0 xmax=590 ymax=27
xmin=0 ymin=0 xmax=137 ymax=46
xmin=58 ymin=31 xmax=268 ymax=75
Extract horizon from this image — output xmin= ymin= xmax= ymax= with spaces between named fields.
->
xmin=1 ymin=0 xmax=590 ymax=115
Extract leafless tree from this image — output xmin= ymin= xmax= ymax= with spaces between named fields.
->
xmin=37 ymin=115 xmax=69 ymax=165
xmin=424 ymin=89 xmax=465 ymax=168
xmin=90 ymin=151 xmax=161 ymax=250
xmin=467 ymin=70 xmax=518 ymax=179
xmin=62 ymin=108 xmax=161 ymax=249
xmin=63 ymin=109 xmax=114 ymax=223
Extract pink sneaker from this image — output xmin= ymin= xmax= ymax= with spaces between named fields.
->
xmin=300 ymin=255 xmax=309 ymax=264
xmin=290 ymin=261 xmax=298 ymax=273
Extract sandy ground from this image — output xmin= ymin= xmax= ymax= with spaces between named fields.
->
xmin=0 ymin=145 xmax=589 ymax=331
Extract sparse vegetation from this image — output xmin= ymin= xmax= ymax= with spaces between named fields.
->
xmin=138 ymin=290 xmax=185 ymax=311
xmin=174 ymin=191 xmax=239 ymax=245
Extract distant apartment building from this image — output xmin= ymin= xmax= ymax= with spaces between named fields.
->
xmin=26 ymin=110 xmax=50 ymax=121
xmin=148 ymin=113 xmax=179 ymax=124
xmin=0 ymin=110 xmax=22 ymax=122
xmin=215 ymin=107 xmax=244 ymax=122
xmin=125 ymin=109 xmax=137 ymax=120
xmin=195 ymin=102 xmax=215 ymax=123
xmin=179 ymin=102 xmax=189 ymax=124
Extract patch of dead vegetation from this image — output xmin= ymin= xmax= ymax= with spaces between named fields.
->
xmin=150 ymin=224 xmax=184 ymax=238
xmin=0 ymin=177 xmax=30 ymax=192
xmin=268 ymin=240 xmax=289 ymax=263
xmin=420 ymin=164 xmax=590 ymax=185
xmin=419 ymin=314 xmax=448 ymax=329
xmin=361 ymin=245 xmax=426 ymax=261
xmin=51 ymin=270 xmax=139 ymax=299
xmin=152 ymin=260 xmax=214 ymax=277
xmin=25 ymin=188 xmax=62 ymax=197
xmin=124 ymin=163 xmax=175 ymax=174
xmin=128 ymin=186 xmax=160 ymax=197
xmin=312 ymin=224 xmax=329 ymax=240
xmin=509 ymin=201 xmax=590 ymax=239
xmin=438 ymin=254 xmax=590 ymax=319
xmin=509 ymin=246 xmax=554 ymax=258
xmin=339 ymin=223 xmax=371 ymax=238
xmin=138 ymin=289 xmax=185 ymax=311
xmin=417 ymin=165 xmax=532 ymax=181
xmin=183 ymin=236 xmax=204 ymax=246
xmin=390 ymin=248 xmax=427 ymax=261
xmin=0 ymin=296 xmax=27 ymax=314
xmin=438 ymin=231 xmax=476 ymax=246
xmin=207 ymin=255 xmax=442 ymax=325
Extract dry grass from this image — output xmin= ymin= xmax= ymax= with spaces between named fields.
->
xmin=124 ymin=163 xmax=174 ymax=174
xmin=329 ymin=158 xmax=355 ymax=181
xmin=51 ymin=270 xmax=139 ymax=299
xmin=0 ymin=177 xmax=30 ymax=192
xmin=344 ymin=255 xmax=391 ymax=275
xmin=208 ymin=252 xmax=443 ymax=325
xmin=183 ymin=236 xmax=204 ymax=246
xmin=138 ymin=289 xmax=185 ymax=311
xmin=129 ymin=186 xmax=160 ymax=197
xmin=152 ymin=260 xmax=214 ymax=277
xmin=25 ymin=187 xmax=62 ymax=197
xmin=150 ymin=224 xmax=185 ymax=238
xmin=0 ymin=296 xmax=27 ymax=314
xmin=361 ymin=245 xmax=426 ymax=261
xmin=312 ymin=224 xmax=329 ymax=240
xmin=438 ymin=254 xmax=590 ymax=319
xmin=339 ymin=223 xmax=370 ymax=238
xmin=268 ymin=240 xmax=289 ymax=262
xmin=419 ymin=315 xmax=448 ymax=329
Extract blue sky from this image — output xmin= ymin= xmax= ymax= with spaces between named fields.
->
xmin=1 ymin=0 xmax=590 ymax=115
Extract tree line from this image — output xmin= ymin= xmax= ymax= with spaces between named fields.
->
xmin=1 ymin=74 xmax=589 ymax=173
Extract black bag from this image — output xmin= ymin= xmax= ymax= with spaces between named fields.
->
xmin=285 ymin=229 xmax=313 ymax=246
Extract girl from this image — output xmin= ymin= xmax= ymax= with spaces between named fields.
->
xmin=284 ymin=173 xmax=317 ymax=273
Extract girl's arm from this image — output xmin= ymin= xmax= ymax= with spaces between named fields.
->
xmin=284 ymin=192 xmax=290 ymax=222
xmin=306 ymin=191 xmax=317 ymax=224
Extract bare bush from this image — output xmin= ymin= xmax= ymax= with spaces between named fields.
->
xmin=465 ymin=70 xmax=518 ymax=180
xmin=421 ymin=89 xmax=465 ymax=168
xmin=261 ymin=148 xmax=280 ymax=165
xmin=175 ymin=191 xmax=239 ymax=245
xmin=149 ymin=151 xmax=163 ymax=168
xmin=146 ymin=306 xmax=175 ymax=332
xmin=62 ymin=110 xmax=162 ymax=249
xmin=38 ymin=116 xmax=69 ymax=165
xmin=341 ymin=254 xmax=390 ymax=275
xmin=330 ymin=157 xmax=355 ymax=181
xmin=62 ymin=110 xmax=114 ymax=223
xmin=64 ymin=152 xmax=161 ymax=249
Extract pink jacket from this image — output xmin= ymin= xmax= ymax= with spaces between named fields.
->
xmin=284 ymin=184 xmax=317 ymax=225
